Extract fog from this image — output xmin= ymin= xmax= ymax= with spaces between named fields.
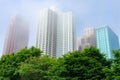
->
xmin=0 ymin=0 xmax=120 ymax=56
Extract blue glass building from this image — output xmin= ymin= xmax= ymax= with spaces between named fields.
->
xmin=96 ymin=26 xmax=119 ymax=58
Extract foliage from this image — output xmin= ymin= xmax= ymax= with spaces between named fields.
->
xmin=0 ymin=46 xmax=120 ymax=80
xmin=112 ymin=49 xmax=120 ymax=80
xmin=0 ymin=46 xmax=42 ymax=80
xmin=49 ymin=47 xmax=111 ymax=80
xmin=17 ymin=55 xmax=56 ymax=80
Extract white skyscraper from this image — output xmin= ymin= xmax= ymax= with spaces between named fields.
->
xmin=36 ymin=8 xmax=57 ymax=57
xmin=78 ymin=28 xmax=96 ymax=50
xmin=3 ymin=16 xmax=29 ymax=55
xmin=36 ymin=8 xmax=76 ymax=57
xmin=56 ymin=12 xmax=76 ymax=57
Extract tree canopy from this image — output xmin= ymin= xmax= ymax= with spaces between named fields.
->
xmin=0 ymin=46 xmax=120 ymax=80
xmin=0 ymin=46 xmax=42 ymax=80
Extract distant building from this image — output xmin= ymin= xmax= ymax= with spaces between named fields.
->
xmin=78 ymin=28 xmax=96 ymax=50
xmin=96 ymin=26 xmax=119 ymax=58
xmin=36 ymin=8 xmax=57 ymax=57
xmin=56 ymin=12 xmax=76 ymax=57
xmin=36 ymin=8 xmax=76 ymax=57
xmin=2 ymin=16 xmax=29 ymax=55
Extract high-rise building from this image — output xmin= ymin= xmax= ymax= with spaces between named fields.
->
xmin=2 ymin=16 xmax=29 ymax=55
xmin=36 ymin=8 xmax=57 ymax=57
xmin=56 ymin=12 xmax=76 ymax=57
xmin=96 ymin=26 xmax=119 ymax=58
xmin=36 ymin=8 xmax=76 ymax=57
xmin=78 ymin=28 xmax=96 ymax=50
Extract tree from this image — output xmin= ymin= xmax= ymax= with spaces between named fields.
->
xmin=0 ymin=46 xmax=116 ymax=80
xmin=49 ymin=47 xmax=111 ymax=80
xmin=112 ymin=49 xmax=120 ymax=80
xmin=17 ymin=55 xmax=56 ymax=80
xmin=0 ymin=47 xmax=42 ymax=80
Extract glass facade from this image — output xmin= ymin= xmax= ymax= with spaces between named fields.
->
xmin=96 ymin=26 xmax=119 ymax=58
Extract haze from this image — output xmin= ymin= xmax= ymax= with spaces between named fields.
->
xmin=0 ymin=0 xmax=120 ymax=57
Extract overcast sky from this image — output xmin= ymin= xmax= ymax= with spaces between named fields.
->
xmin=0 ymin=0 xmax=120 ymax=57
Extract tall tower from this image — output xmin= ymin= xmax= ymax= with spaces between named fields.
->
xmin=36 ymin=8 xmax=76 ymax=57
xmin=78 ymin=28 xmax=96 ymax=50
xmin=2 ymin=16 xmax=29 ymax=55
xmin=96 ymin=26 xmax=119 ymax=58
xmin=36 ymin=8 xmax=57 ymax=57
xmin=56 ymin=12 xmax=76 ymax=57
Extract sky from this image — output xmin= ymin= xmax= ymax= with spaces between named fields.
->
xmin=0 ymin=0 xmax=120 ymax=56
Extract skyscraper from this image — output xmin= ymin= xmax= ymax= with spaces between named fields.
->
xmin=56 ymin=12 xmax=76 ymax=57
xmin=78 ymin=28 xmax=96 ymax=50
xmin=36 ymin=8 xmax=76 ymax=57
xmin=2 ymin=16 xmax=29 ymax=55
xmin=96 ymin=26 xmax=119 ymax=58
xmin=36 ymin=8 xmax=57 ymax=57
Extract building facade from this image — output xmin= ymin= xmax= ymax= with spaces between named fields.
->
xmin=36 ymin=8 xmax=76 ymax=57
xmin=96 ymin=26 xmax=119 ymax=58
xmin=36 ymin=8 xmax=57 ymax=57
xmin=2 ymin=16 xmax=29 ymax=55
xmin=56 ymin=12 xmax=76 ymax=57
xmin=78 ymin=28 xmax=96 ymax=50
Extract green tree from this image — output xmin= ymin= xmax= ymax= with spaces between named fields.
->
xmin=49 ymin=47 xmax=111 ymax=80
xmin=0 ymin=47 xmax=42 ymax=80
xmin=112 ymin=49 xmax=120 ymax=80
xmin=0 ymin=46 xmax=115 ymax=80
xmin=17 ymin=55 xmax=56 ymax=80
